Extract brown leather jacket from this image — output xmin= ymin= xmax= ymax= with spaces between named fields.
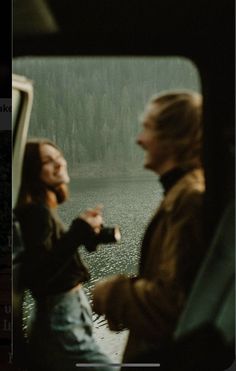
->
xmin=98 ymin=168 xmax=206 ymax=362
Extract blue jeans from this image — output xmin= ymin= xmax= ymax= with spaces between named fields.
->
xmin=28 ymin=287 xmax=115 ymax=371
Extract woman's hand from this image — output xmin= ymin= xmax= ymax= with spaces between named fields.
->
xmin=79 ymin=204 xmax=104 ymax=233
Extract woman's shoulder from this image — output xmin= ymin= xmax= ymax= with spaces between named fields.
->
xmin=14 ymin=203 xmax=52 ymax=223
xmin=14 ymin=203 xmax=55 ymax=244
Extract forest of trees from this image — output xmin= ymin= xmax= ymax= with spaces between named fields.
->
xmin=13 ymin=57 xmax=200 ymax=177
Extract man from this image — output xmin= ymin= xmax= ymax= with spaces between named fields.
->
xmin=93 ymin=91 xmax=206 ymax=363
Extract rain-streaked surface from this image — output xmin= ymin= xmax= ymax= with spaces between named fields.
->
xmin=14 ymin=56 xmax=200 ymax=362
xmin=13 ymin=57 xmax=200 ymax=174
xmin=23 ymin=175 xmax=163 ymax=362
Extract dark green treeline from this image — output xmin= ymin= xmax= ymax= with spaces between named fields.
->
xmin=13 ymin=57 xmax=200 ymax=176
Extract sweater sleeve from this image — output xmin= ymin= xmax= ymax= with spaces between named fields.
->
xmin=18 ymin=204 xmax=95 ymax=253
xmin=16 ymin=204 xmax=96 ymax=285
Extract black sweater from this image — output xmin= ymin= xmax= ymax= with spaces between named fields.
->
xmin=15 ymin=204 xmax=97 ymax=297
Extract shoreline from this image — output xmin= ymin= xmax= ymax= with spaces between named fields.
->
xmin=69 ymin=162 xmax=157 ymax=180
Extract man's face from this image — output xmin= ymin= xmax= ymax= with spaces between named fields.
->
xmin=136 ymin=104 xmax=172 ymax=175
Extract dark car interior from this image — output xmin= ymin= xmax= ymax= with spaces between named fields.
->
xmin=8 ymin=0 xmax=236 ymax=369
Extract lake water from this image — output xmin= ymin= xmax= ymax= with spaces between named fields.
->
xmin=25 ymin=175 xmax=163 ymax=362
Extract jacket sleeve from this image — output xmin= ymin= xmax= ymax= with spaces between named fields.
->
xmin=100 ymin=190 xmax=205 ymax=341
xmin=101 ymin=275 xmax=182 ymax=340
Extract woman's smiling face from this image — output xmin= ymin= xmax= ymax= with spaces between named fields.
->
xmin=39 ymin=143 xmax=70 ymax=187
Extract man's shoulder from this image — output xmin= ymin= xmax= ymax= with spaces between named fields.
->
xmin=162 ymin=168 xmax=205 ymax=212
xmin=182 ymin=168 xmax=205 ymax=191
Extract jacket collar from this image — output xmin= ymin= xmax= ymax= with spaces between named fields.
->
xmin=160 ymin=168 xmax=205 ymax=212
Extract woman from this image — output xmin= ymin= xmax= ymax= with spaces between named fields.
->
xmin=15 ymin=138 xmax=114 ymax=371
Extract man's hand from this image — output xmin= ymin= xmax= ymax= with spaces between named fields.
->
xmin=92 ymin=275 xmax=121 ymax=315
xmin=93 ymin=275 xmax=130 ymax=331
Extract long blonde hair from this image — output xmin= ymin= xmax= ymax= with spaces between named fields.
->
xmin=148 ymin=90 xmax=203 ymax=168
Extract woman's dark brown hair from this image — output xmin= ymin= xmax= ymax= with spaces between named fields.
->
xmin=17 ymin=138 xmax=69 ymax=208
